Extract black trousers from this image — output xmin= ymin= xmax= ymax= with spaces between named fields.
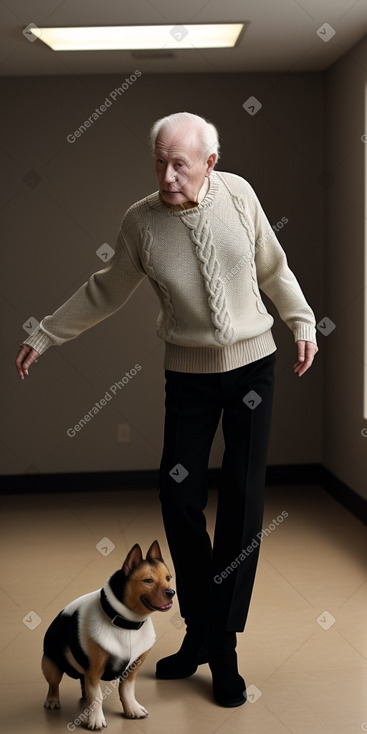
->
xmin=159 ymin=351 xmax=276 ymax=633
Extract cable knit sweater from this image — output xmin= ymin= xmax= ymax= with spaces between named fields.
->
xmin=23 ymin=170 xmax=317 ymax=373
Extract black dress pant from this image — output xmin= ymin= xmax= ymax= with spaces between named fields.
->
xmin=159 ymin=351 xmax=276 ymax=633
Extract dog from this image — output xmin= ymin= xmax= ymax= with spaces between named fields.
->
xmin=42 ymin=540 xmax=175 ymax=730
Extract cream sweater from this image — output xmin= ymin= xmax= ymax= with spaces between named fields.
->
xmin=23 ymin=170 xmax=317 ymax=373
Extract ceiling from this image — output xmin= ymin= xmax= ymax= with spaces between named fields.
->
xmin=0 ymin=0 xmax=366 ymax=76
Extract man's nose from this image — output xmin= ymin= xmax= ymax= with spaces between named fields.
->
xmin=164 ymin=165 xmax=176 ymax=183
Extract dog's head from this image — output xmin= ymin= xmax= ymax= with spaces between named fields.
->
xmin=109 ymin=541 xmax=175 ymax=616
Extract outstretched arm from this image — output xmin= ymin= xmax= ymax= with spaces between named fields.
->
xmin=15 ymin=228 xmax=146 ymax=379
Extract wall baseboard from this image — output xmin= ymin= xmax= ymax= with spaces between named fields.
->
xmin=1 ymin=464 xmax=366 ymax=526
xmin=265 ymin=463 xmax=367 ymax=526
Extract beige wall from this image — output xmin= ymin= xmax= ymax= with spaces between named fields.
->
xmin=2 ymin=71 xmax=324 ymax=477
xmin=324 ymin=36 xmax=367 ymax=500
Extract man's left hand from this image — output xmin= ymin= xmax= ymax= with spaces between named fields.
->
xmin=293 ymin=340 xmax=318 ymax=377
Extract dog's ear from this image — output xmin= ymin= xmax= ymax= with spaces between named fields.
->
xmin=146 ymin=540 xmax=164 ymax=562
xmin=122 ymin=544 xmax=143 ymax=576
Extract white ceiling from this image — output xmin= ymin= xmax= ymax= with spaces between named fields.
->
xmin=0 ymin=0 xmax=366 ymax=76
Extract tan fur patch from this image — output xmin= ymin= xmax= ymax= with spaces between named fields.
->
xmin=123 ymin=561 xmax=173 ymax=615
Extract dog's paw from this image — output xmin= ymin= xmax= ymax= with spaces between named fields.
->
xmin=123 ymin=702 xmax=149 ymax=719
xmin=44 ymin=697 xmax=61 ymax=710
xmin=87 ymin=711 xmax=107 ymax=730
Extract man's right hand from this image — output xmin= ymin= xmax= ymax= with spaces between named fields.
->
xmin=15 ymin=344 xmax=40 ymax=380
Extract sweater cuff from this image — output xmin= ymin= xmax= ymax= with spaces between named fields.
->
xmin=293 ymin=322 xmax=318 ymax=345
xmin=22 ymin=329 xmax=55 ymax=355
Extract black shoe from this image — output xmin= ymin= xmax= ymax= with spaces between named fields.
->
xmin=155 ymin=629 xmax=209 ymax=679
xmin=209 ymin=632 xmax=247 ymax=708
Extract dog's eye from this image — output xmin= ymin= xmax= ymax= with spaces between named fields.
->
xmin=143 ymin=578 xmax=154 ymax=583
xmin=166 ymin=576 xmax=171 ymax=582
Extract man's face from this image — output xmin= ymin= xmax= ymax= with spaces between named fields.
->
xmin=154 ymin=123 xmax=216 ymax=207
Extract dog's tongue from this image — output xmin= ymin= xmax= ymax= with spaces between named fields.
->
xmin=159 ymin=602 xmax=173 ymax=611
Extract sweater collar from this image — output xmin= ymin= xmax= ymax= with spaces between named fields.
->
xmin=145 ymin=170 xmax=220 ymax=216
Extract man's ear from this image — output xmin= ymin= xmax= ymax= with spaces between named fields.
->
xmin=122 ymin=544 xmax=143 ymax=576
xmin=206 ymin=152 xmax=217 ymax=175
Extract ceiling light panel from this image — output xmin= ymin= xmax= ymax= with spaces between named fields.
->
xmin=27 ymin=23 xmax=244 ymax=51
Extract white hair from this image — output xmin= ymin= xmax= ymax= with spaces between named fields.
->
xmin=149 ymin=111 xmax=220 ymax=163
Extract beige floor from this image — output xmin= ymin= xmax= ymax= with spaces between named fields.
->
xmin=0 ymin=484 xmax=366 ymax=734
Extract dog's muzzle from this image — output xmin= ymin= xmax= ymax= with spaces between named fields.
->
xmin=141 ymin=588 xmax=175 ymax=612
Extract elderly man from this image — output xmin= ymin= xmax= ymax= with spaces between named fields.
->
xmin=16 ymin=111 xmax=318 ymax=708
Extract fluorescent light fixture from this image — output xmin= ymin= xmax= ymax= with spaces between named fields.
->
xmin=27 ymin=23 xmax=244 ymax=51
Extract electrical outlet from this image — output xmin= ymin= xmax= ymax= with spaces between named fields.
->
xmin=118 ymin=424 xmax=130 ymax=442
